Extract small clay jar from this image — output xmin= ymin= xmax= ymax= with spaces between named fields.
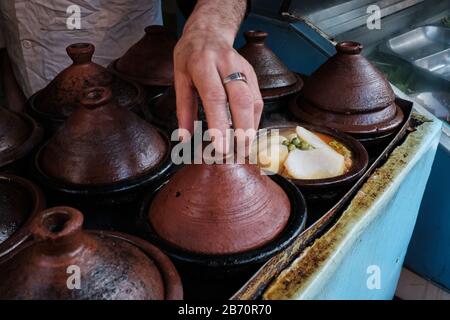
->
xmin=0 ymin=206 xmax=183 ymax=300
xmin=33 ymin=86 xmax=172 ymax=202
xmin=0 ymin=174 xmax=45 ymax=258
xmin=0 ymin=107 xmax=43 ymax=171
xmin=238 ymin=30 xmax=303 ymax=113
xmin=109 ymin=25 xmax=176 ymax=94
xmin=27 ymin=43 xmax=145 ymax=134
xmin=290 ymin=41 xmax=404 ymax=139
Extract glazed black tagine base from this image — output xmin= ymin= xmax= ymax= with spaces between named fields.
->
xmin=137 ymin=174 xmax=307 ymax=300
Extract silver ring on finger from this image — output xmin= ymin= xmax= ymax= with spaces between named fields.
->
xmin=222 ymin=72 xmax=247 ymax=85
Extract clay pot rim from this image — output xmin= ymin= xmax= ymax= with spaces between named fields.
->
xmin=0 ymin=174 xmax=46 ymax=259
xmin=108 ymin=59 xmax=173 ymax=87
xmin=31 ymin=128 xmax=173 ymax=196
xmin=289 ymin=94 xmax=405 ymax=136
xmin=138 ymin=173 xmax=307 ymax=267
xmin=27 ymin=77 xmax=146 ymax=122
xmin=0 ymin=110 xmax=43 ymax=168
xmin=261 ymin=73 xmax=303 ymax=101
xmin=259 ymin=123 xmax=369 ymax=189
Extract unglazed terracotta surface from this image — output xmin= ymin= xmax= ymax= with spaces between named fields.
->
xmin=31 ymin=43 xmax=143 ymax=121
xmin=148 ymin=163 xmax=291 ymax=255
xmin=38 ymin=87 xmax=167 ymax=185
xmin=239 ymin=31 xmax=297 ymax=90
xmin=0 ymin=175 xmax=45 ymax=247
xmin=291 ymin=41 xmax=404 ymax=136
xmin=0 ymin=107 xmax=42 ymax=167
xmin=113 ymin=25 xmax=176 ymax=86
xmin=301 ymin=41 xmax=395 ymax=113
xmin=0 ymin=206 xmax=167 ymax=299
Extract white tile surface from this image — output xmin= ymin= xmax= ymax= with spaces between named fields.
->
xmin=396 ymin=268 xmax=450 ymax=300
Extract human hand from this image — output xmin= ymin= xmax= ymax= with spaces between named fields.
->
xmin=173 ymin=1 xmax=262 ymax=154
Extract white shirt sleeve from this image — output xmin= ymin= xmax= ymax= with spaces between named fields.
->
xmin=0 ymin=0 xmax=162 ymax=97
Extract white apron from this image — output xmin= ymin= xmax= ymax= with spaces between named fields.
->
xmin=0 ymin=0 xmax=162 ymax=97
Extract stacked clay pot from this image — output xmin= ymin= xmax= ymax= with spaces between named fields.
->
xmin=0 ymin=174 xmax=45 ymax=258
xmin=33 ymin=86 xmax=171 ymax=201
xmin=0 ymin=107 xmax=42 ymax=171
xmin=239 ymin=30 xmax=303 ymax=113
xmin=27 ymin=43 xmax=145 ymax=133
xmin=0 ymin=206 xmax=183 ymax=300
xmin=289 ymin=41 xmax=404 ymax=143
xmin=109 ymin=25 xmax=176 ymax=92
xmin=148 ymin=162 xmax=292 ymax=255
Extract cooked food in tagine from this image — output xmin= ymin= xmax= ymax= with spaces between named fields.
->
xmin=251 ymin=126 xmax=353 ymax=180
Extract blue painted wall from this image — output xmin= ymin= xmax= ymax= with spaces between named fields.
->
xmin=405 ymin=137 xmax=450 ymax=291
xmin=237 ymin=15 xmax=335 ymax=75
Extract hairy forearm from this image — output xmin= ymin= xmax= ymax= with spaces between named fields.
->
xmin=183 ymin=0 xmax=247 ymax=45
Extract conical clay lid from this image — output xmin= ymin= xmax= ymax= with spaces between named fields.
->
xmin=148 ymin=162 xmax=291 ymax=255
xmin=114 ymin=25 xmax=176 ymax=86
xmin=38 ymin=87 xmax=167 ymax=186
xmin=33 ymin=43 xmax=142 ymax=119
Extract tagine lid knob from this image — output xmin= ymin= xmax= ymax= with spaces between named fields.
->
xmin=335 ymin=41 xmax=363 ymax=55
xmin=80 ymin=86 xmax=113 ymax=109
xmin=66 ymin=43 xmax=95 ymax=64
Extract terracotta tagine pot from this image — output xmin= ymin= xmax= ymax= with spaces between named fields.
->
xmin=0 ymin=107 xmax=43 ymax=172
xmin=109 ymin=25 xmax=176 ymax=94
xmin=239 ymin=30 xmax=303 ymax=113
xmin=0 ymin=174 xmax=45 ymax=259
xmin=289 ymin=41 xmax=404 ymax=142
xmin=139 ymin=160 xmax=307 ymax=279
xmin=33 ymin=86 xmax=172 ymax=203
xmin=27 ymin=43 xmax=145 ymax=134
xmin=0 ymin=206 xmax=183 ymax=300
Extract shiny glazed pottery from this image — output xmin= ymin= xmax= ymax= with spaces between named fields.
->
xmin=33 ymin=86 xmax=172 ymax=201
xmin=0 ymin=174 xmax=45 ymax=258
xmin=109 ymin=25 xmax=176 ymax=88
xmin=0 ymin=107 xmax=43 ymax=170
xmin=290 ymin=41 xmax=404 ymax=139
xmin=0 ymin=206 xmax=183 ymax=300
xmin=27 ymin=43 xmax=145 ymax=133
xmin=238 ymin=30 xmax=303 ymax=112
xmin=139 ymin=163 xmax=307 ymax=276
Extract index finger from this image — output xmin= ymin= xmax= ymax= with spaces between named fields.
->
xmin=190 ymin=63 xmax=231 ymax=155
